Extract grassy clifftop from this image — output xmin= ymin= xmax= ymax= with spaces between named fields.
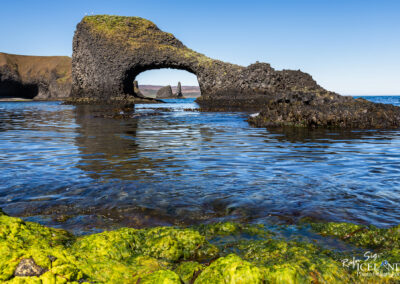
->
xmin=80 ymin=15 xmax=217 ymax=68
xmin=82 ymin=15 xmax=183 ymax=48
xmin=0 ymin=52 xmax=71 ymax=84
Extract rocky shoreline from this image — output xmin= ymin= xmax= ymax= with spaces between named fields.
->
xmin=1 ymin=208 xmax=400 ymax=283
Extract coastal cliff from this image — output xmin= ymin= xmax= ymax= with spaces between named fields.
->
xmin=0 ymin=52 xmax=71 ymax=100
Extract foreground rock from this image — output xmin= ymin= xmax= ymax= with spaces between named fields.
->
xmin=1 ymin=209 xmax=400 ymax=283
xmin=0 ymin=52 xmax=71 ymax=100
xmin=156 ymin=85 xmax=173 ymax=99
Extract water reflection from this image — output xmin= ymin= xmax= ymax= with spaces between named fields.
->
xmin=75 ymin=105 xmax=143 ymax=180
xmin=0 ymin=99 xmax=400 ymax=235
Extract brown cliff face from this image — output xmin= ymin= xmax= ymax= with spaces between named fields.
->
xmin=0 ymin=52 xmax=71 ymax=100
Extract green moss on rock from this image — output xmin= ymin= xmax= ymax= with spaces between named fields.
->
xmin=194 ymin=254 xmax=263 ymax=283
xmin=195 ymin=221 xmax=273 ymax=239
xmin=174 ymin=261 xmax=204 ymax=283
xmin=140 ymin=270 xmax=181 ymax=284
xmin=309 ymin=221 xmax=400 ymax=250
xmin=2 ymin=213 xmax=400 ymax=283
xmin=238 ymin=239 xmax=353 ymax=283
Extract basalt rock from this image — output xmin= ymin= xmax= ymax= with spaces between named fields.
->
xmin=133 ymin=80 xmax=143 ymax=97
xmin=71 ymin=15 xmax=400 ymax=128
xmin=247 ymin=93 xmax=400 ymax=129
xmin=71 ymin=15 xmax=323 ymax=103
xmin=175 ymin=82 xmax=183 ymax=98
xmin=156 ymin=85 xmax=173 ymax=99
xmin=0 ymin=52 xmax=71 ymax=100
xmin=14 ymin=258 xmax=46 ymax=277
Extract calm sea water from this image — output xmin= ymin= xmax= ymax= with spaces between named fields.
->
xmin=0 ymin=96 xmax=399 ymax=234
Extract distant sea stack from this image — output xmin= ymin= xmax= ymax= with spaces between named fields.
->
xmin=0 ymin=52 xmax=71 ymax=100
xmin=175 ymin=82 xmax=183 ymax=98
xmin=156 ymin=85 xmax=173 ymax=99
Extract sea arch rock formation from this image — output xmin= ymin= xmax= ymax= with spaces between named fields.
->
xmin=71 ymin=15 xmax=400 ymax=128
xmin=71 ymin=15 xmax=323 ymax=104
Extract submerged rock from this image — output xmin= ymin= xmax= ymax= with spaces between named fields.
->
xmin=156 ymin=85 xmax=174 ymax=99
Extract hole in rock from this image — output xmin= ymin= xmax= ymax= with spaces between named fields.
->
xmin=134 ymin=69 xmax=200 ymax=99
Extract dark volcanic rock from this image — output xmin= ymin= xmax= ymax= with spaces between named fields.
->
xmin=248 ymin=93 xmax=400 ymax=129
xmin=0 ymin=52 xmax=71 ymax=100
xmin=71 ymin=15 xmax=400 ymax=128
xmin=71 ymin=16 xmax=323 ymax=103
xmin=175 ymin=82 xmax=183 ymax=98
xmin=133 ymin=80 xmax=144 ymax=97
xmin=156 ymin=85 xmax=174 ymax=99
xmin=14 ymin=258 xmax=46 ymax=277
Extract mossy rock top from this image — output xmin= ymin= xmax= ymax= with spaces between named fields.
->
xmin=83 ymin=15 xmax=183 ymax=47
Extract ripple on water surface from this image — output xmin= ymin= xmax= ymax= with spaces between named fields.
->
xmin=0 ymin=97 xmax=399 ymax=234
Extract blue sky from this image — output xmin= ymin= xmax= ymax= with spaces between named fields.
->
xmin=1 ymin=0 xmax=399 ymax=95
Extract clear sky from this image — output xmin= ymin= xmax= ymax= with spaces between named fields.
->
xmin=1 ymin=0 xmax=399 ymax=95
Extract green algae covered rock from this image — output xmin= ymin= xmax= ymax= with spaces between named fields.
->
xmin=2 ymin=212 xmax=400 ymax=283
xmin=174 ymin=261 xmax=204 ymax=283
xmin=0 ymin=214 xmax=78 ymax=282
xmin=0 ymin=213 xmax=218 ymax=283
xmin=140 ymin=270 xmax=181 ymax=284
xmin=238 ymin=239 xmax=353 ymax=283
xmin=309 ymin=221 xmax=400 ymax=250
xmin=195 ymin=254 xmax=263 ymax=283
xmin=195 ymin=221 xmax=273 ymax=239
xmin=71 ymin=226 xmax=218 ymax=263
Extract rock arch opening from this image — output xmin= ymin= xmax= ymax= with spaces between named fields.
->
xmin=130 ymin=68 xmax=201 ymax=99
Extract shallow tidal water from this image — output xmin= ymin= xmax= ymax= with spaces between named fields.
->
xmin=0 ymin=96 xmax=400 ymax=235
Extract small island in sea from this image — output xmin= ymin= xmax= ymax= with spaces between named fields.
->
xmin=1 ymin=3 xmax=400 ymax=283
